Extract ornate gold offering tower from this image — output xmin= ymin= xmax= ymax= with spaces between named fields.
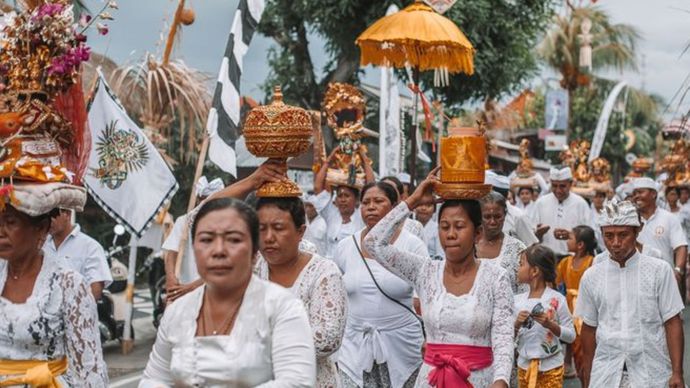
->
xmin=243 ymin=86 xmax=313 ymax=197
xmin=437 ymin=126 xmax=491 ymax=199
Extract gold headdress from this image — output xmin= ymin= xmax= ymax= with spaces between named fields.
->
xmin=0 ymin=0 xmax=114 ymax=214
xmin=658 ymin=139 xmax=690 ymax=188
xmin=510 ymin=138 xmax=539 ymax=191
xmin=322 ymin=83 xmax=375 ymax=189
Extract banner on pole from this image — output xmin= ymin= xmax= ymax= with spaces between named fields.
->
xmin=86 ymin=72 xmax=178 ymax=238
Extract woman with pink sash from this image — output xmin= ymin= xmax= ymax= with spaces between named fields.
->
xmin=364 ymin=173 xmax=514 ymax=388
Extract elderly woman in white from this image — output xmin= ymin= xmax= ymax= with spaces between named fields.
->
xmin=140 ymin=198 xmax=315 ymax=387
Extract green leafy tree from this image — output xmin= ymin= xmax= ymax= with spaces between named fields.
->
xmin=258 ymin=0 xmax=555 ymax=110
xmin=538 ymin=5 xmax=640 ymax=136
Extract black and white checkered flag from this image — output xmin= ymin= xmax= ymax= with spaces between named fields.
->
xmin=205 ymin=0 xmax=265 ymax=176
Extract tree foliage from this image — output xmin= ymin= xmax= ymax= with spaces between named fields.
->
xmin=258 ymin=0 xmax=555 ymax=109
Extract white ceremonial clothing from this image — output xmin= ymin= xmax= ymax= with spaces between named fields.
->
xmin=44 ymin=224 xmax=113 ymax=288
xmin=404 ymin=218 xmax=425 ymax=241
xmin=0 ymin=259 xmax=108 ymax=386
xmin=422 ymin=220 xmax=444 ymax=260
xmin=593 ymin=246 xmax=663 ymax=265
xmin=256 ymin=254 xmax=347 ymax=388
xmin=364 ymin=203 xmax=515 ymax=387
xmin=493 ymin=234 xmax=527 ymax=294
xmin=334 ymin=229 xmax=426 ymax=388
xmin=161 ymin=214 xmax=198 ymax=284
xmin=304 ymin=215 xmax=329 ymax=257
xmin=313 ymin=191 xmax=365 ymax=258
xmin=575 ymin=253 xmax=684 ymax=388
xmin=638 ymin=207 xmax=688 ymax=267
xmin=590 ymin=205 xmax=605 ymax=250
xmin=140 ymin=275 xmax=316 ymax=387
xmin=505 ymin=204 xmax=539 ymax=246
xmin=515 ymin=199 xmax=536 ymax=214
xmin=515 ymin=288 xmax=575 ymax=371
xmin=531 ymin=192 xmax=592 ymax=255
xmin=508 ymin=171 xmax=549 ymax=194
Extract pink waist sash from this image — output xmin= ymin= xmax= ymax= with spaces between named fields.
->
xmin=423 ymin=343 xmax=493 ymax=388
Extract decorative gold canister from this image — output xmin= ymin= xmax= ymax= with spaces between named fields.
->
xmin=243 ymin=86 xmax=313 ymax=197
xmin=437 ymin=126 xmax=492 ymax=200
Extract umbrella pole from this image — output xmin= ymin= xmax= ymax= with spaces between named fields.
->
xmin=409 ymin=67 xmax=420 ymax=185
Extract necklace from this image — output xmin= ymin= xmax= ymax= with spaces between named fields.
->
xmin=202 ymin=291 xmax=244 ymax=336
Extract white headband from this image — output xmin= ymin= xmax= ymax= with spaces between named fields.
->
xmin=196 ymin=176 xmax=224 ymax=198
xmin=599 ymin=199 xmax=640 ymax=227
xmin=549 ymin=167 xmax=572 ymax=181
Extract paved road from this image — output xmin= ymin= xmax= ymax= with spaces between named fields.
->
xmin=107 ymin=293 xmax=690 ymax=387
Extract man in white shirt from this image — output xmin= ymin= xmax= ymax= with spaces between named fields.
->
xmin=576 ymin=200 xmax=684 ymax=388
xmin=302 ymin=194 xmax=328 ymax=256
xmin=632 ymin=177 xmax=687 ymax=283
xmin=531 ymin=167 xmax=591 ymax=256
xmin=45 ymin=209 xmax=112 ymax=300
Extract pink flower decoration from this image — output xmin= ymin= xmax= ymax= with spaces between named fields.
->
xmin=549 ymin=297 xmax=559 ymax=310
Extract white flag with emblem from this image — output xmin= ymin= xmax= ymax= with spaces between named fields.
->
xmin=86 ymin=72 xmax=178 ymax=238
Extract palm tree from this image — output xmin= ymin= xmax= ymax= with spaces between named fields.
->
xmin=538 ymin=6 xmax=640 ymax=136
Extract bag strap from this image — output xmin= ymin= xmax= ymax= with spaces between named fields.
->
xmin=351 ymin=234 xmax=426 ymax=338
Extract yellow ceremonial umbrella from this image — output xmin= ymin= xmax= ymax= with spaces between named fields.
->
xmin=356 ymin=0 xmax=475 ymax=179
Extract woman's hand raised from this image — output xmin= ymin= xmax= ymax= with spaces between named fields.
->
xmin=404 ymin=167 xmax=440 ymax=210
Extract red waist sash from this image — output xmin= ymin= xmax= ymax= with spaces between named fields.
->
xmin=424 ymin=343 xmax=493 ymax=388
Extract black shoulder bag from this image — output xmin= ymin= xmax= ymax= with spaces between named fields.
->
xmin=351 ymin=235 xmax=426 ymax=338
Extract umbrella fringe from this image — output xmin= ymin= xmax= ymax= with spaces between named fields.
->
xmin=359 ymin=43 xmax=474 ymax=74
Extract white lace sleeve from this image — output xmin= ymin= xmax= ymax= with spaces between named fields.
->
xmin=62 ymin=272 xmax=108 ymax=387
xmin=309 ymin=266 xmax=347 ymax=357
xmin=364 ymin=202 xmax=429 ymax=289
xmin=489 ymin=268 xmax=514 ymax=384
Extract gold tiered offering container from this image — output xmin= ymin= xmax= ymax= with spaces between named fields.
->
xmin=243 ymin=86 xmax=313 ymax=197
xmin=437 ymin=126 xmax=492 ymax=200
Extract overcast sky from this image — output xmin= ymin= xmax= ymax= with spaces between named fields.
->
xmin=85 ymin=0 xmax=690 ymax=120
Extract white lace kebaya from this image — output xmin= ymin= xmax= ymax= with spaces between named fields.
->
xmin=0 ymin=258 xmax=108 ymax=387
xmin=364 ymin=202 xmax=515 ymax=387
xmin=256 ymin=254 xmax=347 ymax=388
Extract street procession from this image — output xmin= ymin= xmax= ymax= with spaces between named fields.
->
xmin=1 ymin=0 xmax=690 ymax=387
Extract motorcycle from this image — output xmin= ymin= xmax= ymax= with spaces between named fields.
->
xmin=136 ymin=250 xmax=166 ymax=328
xmin=97 ymin=225 xmax=133 ymax=344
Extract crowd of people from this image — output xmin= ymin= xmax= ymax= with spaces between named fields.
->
xmin=1 ymin=148 xmax=688 ymax=388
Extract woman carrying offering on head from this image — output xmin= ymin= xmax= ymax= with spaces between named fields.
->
xmin=363 ymin=168 xmax=514 ymax=388
xmin=336 ymin=182 xmax=427 ymax=388
xmin=254 ymin=196 xmax=347 ymax=388
xmin=0 ymin=204 xmax=108 ymax=387
xmin=140 ymin=198 xmax=316 ymax=387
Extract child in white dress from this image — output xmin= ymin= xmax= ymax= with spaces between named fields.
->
xmin=514 ymin=244 xmax=575 ymax=388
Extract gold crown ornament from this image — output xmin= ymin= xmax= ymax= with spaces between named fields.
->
xmin=437 ymin=126 xmax=491 ymax=200
xmin=321 ymin=83 xmax=376 ymax=190
xmin=0 ymin=0 xmax=115 ymax=214
xmin=243 ymin=86 xmax=313 ymax=197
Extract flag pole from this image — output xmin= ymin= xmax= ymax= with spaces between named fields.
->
xmin=174 ymin=134 xmax=209 ymax=278
xmin=121 ymin=236 xmax=139 ymax=354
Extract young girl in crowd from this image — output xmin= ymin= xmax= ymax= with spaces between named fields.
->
xmin=557 ymin=225 xmax=597 ymax=377
xmin=515 ymin=244 xmax=575 ymax=388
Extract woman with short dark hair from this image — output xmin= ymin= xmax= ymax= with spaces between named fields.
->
xmin=140 ymin=198 xmax=316 ymax=387
xmin=254 ymin=196 xmax=347 ymax=388
xmin=477 ymin=191 xmax=527 ymax=293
